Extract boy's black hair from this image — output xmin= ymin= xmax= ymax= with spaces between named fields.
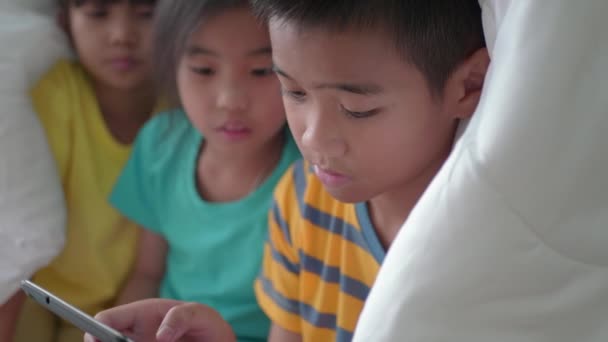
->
xmin=250 ymin=0 xmax=485 ymax=93
xmin=153 ymin=0 xmax=249 ymax=105
xmin=59 ymin=0 xmax=156 ymax=8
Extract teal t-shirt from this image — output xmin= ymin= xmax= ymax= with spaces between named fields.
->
xmin=110 ymin=109 xmax=301 ymax=341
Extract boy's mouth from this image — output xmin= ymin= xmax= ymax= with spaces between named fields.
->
xmin=313 ymin=165 xmax=351 ymax=188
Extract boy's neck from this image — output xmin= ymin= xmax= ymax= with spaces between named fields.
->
xmin=94 ymin=83 xmax=156 ymax=145
xmin=367 ymin=148 xmax=451 ymax=250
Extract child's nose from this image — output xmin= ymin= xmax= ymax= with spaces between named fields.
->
xmin=216 ymin=82 xmax=248 ymax=113
xmin=301 ymin=109 xmax=347 ymax=158
xmin=109 ymin=17 xmax=137 ymax=47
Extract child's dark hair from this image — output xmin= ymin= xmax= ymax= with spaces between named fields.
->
xmin=251 ymin=0 xmax=485 ymax=93
xmin=153 ymin=0 xmax=249 ymax=105
xmin=59 ymin=0 xmax=156 ymax=8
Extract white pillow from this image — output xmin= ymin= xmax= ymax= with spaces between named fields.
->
xmin=354 ymin=1 xmax=608 ymax=341
xmin=0 ymin=3 xmax=69 ymax=303
xmin=0 ymin=0 xmax=57 ymax=16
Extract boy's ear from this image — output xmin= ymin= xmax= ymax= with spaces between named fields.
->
xmin=445 ymin=47 xmax=490 ymax=119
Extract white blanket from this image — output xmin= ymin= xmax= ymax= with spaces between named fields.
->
xmin=354 ymin=1 xmax=608 ymax=341
xmin=0 ymin=1 xmax=69 ymax=303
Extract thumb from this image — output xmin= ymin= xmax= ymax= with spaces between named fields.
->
xmin=156 ymin=302 xmax=235 ymax=342
xmin=83 ymin=333 xmax=97 ymax=342
xmin=156 ymin=302 xmax=204 ymax=342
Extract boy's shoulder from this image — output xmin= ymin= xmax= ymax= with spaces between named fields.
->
xmin=274 ymin=159 xmax=347 ymax=217
xmin=275 ymin=159 xmax=312 ymax=198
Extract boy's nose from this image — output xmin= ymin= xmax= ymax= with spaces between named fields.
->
xmin=300 ymin=110 xmax=347 ymax=159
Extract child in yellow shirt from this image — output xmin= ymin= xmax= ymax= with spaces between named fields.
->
xmin=15 ymin=1 xmax=158 ymax=341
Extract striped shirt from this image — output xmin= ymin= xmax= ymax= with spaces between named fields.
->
xmin=254 ymin=160 xmax=386 ymax=341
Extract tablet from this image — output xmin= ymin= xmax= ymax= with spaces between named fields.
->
xmin=20 ymin=280 xmax=134 ymax=342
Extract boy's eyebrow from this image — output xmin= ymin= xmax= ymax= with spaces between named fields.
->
xmin=314 ymin=82 xmax=384 ymax=96
xmin=273 ymin=64 xmax=384 ymax=96
xmin=247 ymin=46 xmax=272 ymax=56
xmin=185 ymin=45 xmax=272 ymax=57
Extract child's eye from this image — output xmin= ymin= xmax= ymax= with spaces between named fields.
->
xmin=340 ymin=105 xmax=379 ymax=119
xmin=281 ymin=88 xmax=307 ymax=102
xmin=86 ymin=9 xmax=108 ymax=18
xmin=136 ymin=9 xmax=154 ymax=19
xmin=135 ymin=5 xmax=154 ymax=19
xmin=190 ymin=67 xmax=215 ymax=76
xmin=251 ymin=68 xmax=273 ymax=77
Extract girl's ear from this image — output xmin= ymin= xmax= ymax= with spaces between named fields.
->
xmin=57 ymin=9 xmax=70 ymax=35
xmin=57 ymin=9 xmax=75 ymax=45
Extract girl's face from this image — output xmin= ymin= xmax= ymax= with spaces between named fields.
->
xmin=177 ymin=7 xmax=285 ymax=154
xmin=68 ymin=1 xmax=155 ymax=92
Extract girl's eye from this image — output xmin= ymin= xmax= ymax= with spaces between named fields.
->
xmin=136 ymin=9 xmax=154 ymax=19
xmin=87 ymin=10 xmax=108 ymax=18
xmin=340 ymin=105 xmax=379 ymax=119
xmin=190 ymin=67 xmax=215 ymax=76
xmin=251 ymin=68 xmax=273 ymax=77
xmin=281 ymin=88 xmax=307 ymax=102
xmin=135 ymin=5 xmax=154 ymax=19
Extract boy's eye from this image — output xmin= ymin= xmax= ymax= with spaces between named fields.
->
xmin=281 ymin=88 xmax=307 ymax=102
xmin=251 ymin=67 xmax=273 ymax=77
xmin=190 ymin=67 xmax=215 ymax=76
xmin=340 ymin=105 xmax=379 ymax=119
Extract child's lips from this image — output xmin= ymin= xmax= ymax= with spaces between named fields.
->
xmin=108 ymin=57 xmax=139 ymax=72
xmin=313 ymin=165 xmax=351 ymax=187
xmin=217 ymin=122 xmax=251 ymax=141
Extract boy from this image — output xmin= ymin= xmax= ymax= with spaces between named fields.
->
xmin=14 ymin=1 xmax=157 ymax=341
xmin=252 ymin=1 xmax=488 ymax=341
xmin=88 ymin=1 xmax=489 ymax=341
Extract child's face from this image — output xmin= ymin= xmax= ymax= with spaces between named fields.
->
xmin=177 ymin=7 xmax=285 ymax=154
xmin=270 ymin=21 xmax=465 ymax=203
xmin=67 ymin=1 xmax=154 ymax=91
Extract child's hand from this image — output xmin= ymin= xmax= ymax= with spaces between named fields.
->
xmin=84 ymin=298 xmax=236 ymax=342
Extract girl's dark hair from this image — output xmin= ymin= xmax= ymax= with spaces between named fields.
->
xmin=153 ymin=0 xmax=249 ymax=105
xmin=59 ymin=0 xmax=156 ymax=8
xmin=251 ymin=0 xmax=485 ymax=93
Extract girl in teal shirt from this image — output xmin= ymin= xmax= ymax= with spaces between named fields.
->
xmin=110 ymin=1 xmax=300 ymax=341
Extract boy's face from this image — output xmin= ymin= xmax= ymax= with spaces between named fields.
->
xmin=270 ymin=20 xmax=463 ymax=203
xmin=66 ymin=1 xmax=154 ymax=91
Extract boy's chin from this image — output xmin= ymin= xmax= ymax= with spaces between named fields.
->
xmin=326 ymin=187 xmax=370 ymax=204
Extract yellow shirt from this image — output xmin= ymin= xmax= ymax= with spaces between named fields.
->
xmin=254 ymin=160 xmax=386 ymax=342
xmin=31 ymin=60 xmax=138 ymax=315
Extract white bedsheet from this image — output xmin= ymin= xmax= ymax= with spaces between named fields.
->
xmin=354 ymin=1 xmax=608 ymax=341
